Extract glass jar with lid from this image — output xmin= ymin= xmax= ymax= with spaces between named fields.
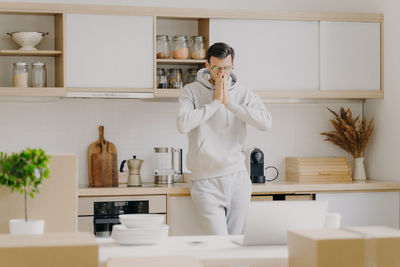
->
xmin=157 ymin=68 xmax=168 ymax=89
xmin=156 ymin=35 xmax=170 ymax=59
xmin=31 ymin=62 xmax=47 ymax=87
xmin=186 ymin=68 xmax=198 ymax=84
xmin=172 ymin=36 xmax=189 ymax=59
xmin=13 ymin=62 xmax=28 ymax=88
xmin=190 ymin=36 xmax=206 ymax=59
xmin=168 ymin=68 xmax=183 ymax=89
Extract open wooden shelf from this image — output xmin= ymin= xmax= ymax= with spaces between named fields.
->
xmin=0 ymin=87 xmax=66 ymax=97
xmin=67 ymin=87 xmax=154 ymax=93
xmin=157 ymin=59 xmax=206 ymax=64
xmin=0 ymin=50 xmax=62 ymax=56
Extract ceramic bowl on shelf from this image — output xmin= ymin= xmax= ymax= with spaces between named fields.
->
xmin=119 ymin=214 xmax=165 ymax=228
xmin=6 ymin=32 xmax=49 ymax=51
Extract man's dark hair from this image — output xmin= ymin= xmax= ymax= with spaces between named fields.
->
xmin=206 ymin=42 xmax=235 ymax=63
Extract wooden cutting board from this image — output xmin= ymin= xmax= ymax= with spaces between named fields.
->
xmin=88 ymin=126 xmax=118 ymax=187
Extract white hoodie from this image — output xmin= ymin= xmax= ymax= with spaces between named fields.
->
xmin=177 ymin=68 xmax=272 ymax=180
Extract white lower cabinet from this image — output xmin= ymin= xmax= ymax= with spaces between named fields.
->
xmin=316 ymin=192 xmax=399 ymax=228
xmin=168 ymin=196 xmax=205 ymax=236
xmin=169 ymin=192 xmax=400 ymax=236
xmin=168 ymin=194 xmax=312 ymax=235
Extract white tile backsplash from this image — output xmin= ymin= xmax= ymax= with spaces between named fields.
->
xmin=0 ymin=98 xmax=361 ymax=185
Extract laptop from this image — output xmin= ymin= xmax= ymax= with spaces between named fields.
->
xmin=233 ymin=200 xmax=328 ymax=246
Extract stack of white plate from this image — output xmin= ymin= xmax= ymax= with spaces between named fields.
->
xmin=112 ymin=214 xmax=169 ymax=245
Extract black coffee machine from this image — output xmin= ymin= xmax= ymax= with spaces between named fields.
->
xmin=250 ymin=148 xmax=265 ymax=183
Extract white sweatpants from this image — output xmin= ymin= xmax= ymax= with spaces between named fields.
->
xmin=190 ymin=170 xmax=252 ymax=235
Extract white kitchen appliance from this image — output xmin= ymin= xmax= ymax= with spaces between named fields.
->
xmin=78 ymin=195 xmax=166 ymax=237
xmin=154 ymin=147 xmax=183 ymax=184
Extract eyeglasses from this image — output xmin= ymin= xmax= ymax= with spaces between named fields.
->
xmin=210 ymin=65 xmax=233 ymax=73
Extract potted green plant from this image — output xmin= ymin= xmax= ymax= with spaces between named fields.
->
xmin=321 ymin=107 xmax=374 ymax=180
xmin=0 ymin=148 xmax=50 ymax=234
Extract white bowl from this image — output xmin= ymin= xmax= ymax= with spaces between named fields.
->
xmin=7 ymin=32 xmax=48 ymax=51
xmin=112 ymin=224 xmax=169 ymax=245
xmin=119 ymin=214 xmax=165 ymax=228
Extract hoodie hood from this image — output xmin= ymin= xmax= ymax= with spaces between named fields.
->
xmin=197 ymin=68 xmax=237 ymax=91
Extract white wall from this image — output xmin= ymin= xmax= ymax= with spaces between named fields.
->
xmin=1 ymin=0 xmax=395 ymax=184
xmin=365 ymin=1 xmax=400 ymax=181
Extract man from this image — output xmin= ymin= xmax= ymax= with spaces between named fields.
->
xmin=176 ymin=42 xmax=272 ymax=235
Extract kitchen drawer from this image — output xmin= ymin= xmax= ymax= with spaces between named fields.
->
xmin=285 ymin=194 xmax=313 ymax=201
xmin=251 ymin=195 xmax=273 ymax=201
xmin=77 ymin=213 xmax=167 ymax=235
xmin=251 ymin=194 xmax=314 ymax=201
xmin=78 ymin=216 xmax=93 ymax=234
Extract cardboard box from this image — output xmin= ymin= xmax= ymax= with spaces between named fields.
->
xmin=288 ymin=228 xmax=365 ymax=267
xmin=288 ymin=227 xmax=400 ymax=267
xmin=347 ymin=226 xmax=400 ymax=267
xmin=0 ymin=232 xmax=98 ymax=267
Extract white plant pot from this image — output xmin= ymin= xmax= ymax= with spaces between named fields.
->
xmin=9 ymin=219 xmax=45 ymax=235
xmin=353 ymin=157 xmax=367 ymax=180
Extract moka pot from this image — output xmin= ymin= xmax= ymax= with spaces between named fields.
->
xmin=119 ymin=155 xmax=143 ymax=187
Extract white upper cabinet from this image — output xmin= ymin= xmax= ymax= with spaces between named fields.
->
xmin=66 ymin=14 xmax=153 ymax=88
xmin=209 ymin=19 xmax=319 ymax=91
xmin=320 ymin=21 xmax=380 ymax=91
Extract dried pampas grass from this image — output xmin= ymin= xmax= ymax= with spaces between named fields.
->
xmin=321 ymin=107 xmax=374 ymax=158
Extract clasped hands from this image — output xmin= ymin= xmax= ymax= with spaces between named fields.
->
xmin=213 ymin=73 xmax=230 ymax=106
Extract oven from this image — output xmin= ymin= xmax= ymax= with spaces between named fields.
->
xmin=78 ymin=195 xmax=166 ymax=237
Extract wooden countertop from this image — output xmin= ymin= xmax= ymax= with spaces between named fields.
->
xmin=78 ymin=180 xmax=400 ymax=197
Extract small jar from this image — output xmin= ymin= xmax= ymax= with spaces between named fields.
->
xmin=31 ymin=62 xmax=47 ymax=88
xmin=172 ymin=35 xmax=189 ymax=59
xmin=13 ymin=62 xmax=28 ymax=88
xmin=190 ymin=36 xmax=206 ymax=59
xmin=157 ymin=68 xmax=168 ymax=89
xmin=168 ymin=68 xmax=183 ymax=89
xmin=156 ymin=35 xmax=170 ymax=59
xmin=186 ymin=68 xmax=198 ymax=84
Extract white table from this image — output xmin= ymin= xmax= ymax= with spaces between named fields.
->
xmin=97 ymin=235 xmax=288 ymax=267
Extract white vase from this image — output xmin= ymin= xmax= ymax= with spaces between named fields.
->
xmin=353 ymin=157 xmax=367 ymax=180
xmin=9 ymin=219 xmax=45 ymax=235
